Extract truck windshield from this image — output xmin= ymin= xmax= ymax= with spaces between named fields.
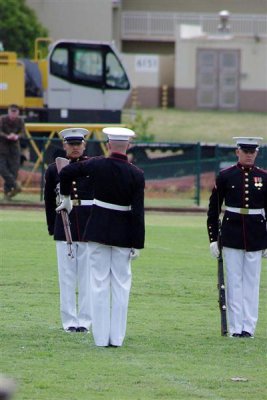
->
xmin=50 ymin=42 xmax=130 ymax=90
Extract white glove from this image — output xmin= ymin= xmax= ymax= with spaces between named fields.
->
xmin=210 ymin=241 xmax=219 ymax=258
xmin=262 ymin=249 xmax=267 ymax=258
xmin=55 ymin=183 xmax=63 ymax=206
xmin=56 ymin=195 xmax=73 ymax=214
xmin=130 ymin=248 xmax=140 ymax=260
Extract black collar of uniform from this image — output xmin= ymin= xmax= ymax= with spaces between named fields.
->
xmin=237 ymin=162 xmax=254 ymax=172
xmin=68 ymin=155 xmax=88 ymax=163
xmin=110 ymin=152 xmax=128 ymax=161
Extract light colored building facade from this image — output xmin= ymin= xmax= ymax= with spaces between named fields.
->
xmin=26 ymin=0 xmax=113 ymax=42
xmin=175 ymin=26 xmax=267 ymax=112
xmin=26 ymin=0 xmax=267 ymax=111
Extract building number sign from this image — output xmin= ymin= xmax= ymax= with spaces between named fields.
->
xmin=135 ymin=55 xmax=159 ymax=72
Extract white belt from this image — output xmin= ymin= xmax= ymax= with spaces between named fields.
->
xmin=93 ymin=199 xmax=131 ymax=211
xmin=80 ymin=200 xmax=94 ymax=206
xmin=72 ymin=198 xmax=131 ymax=211
xmin=73 ymin=199 xmax=93 ymax=206
xmin=226 ymin=206 xmax=264 ymax=215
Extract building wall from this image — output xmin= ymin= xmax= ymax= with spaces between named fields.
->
xmin=175 ymin=29 xmax=267 ymax=112
xmin=25 ymin=0 xmax=267 ymax=112
xmin=122 ymin=0 xmax=267 ymax=14
xmin=27 ymin=0 xmax=267 ymax=46
xmin=26 ymin=0 xmax=112 ymax=41
xmin=122 ymin=42 xmax=175 ymax=55
xmin=122 ymin=54 xmax=175 ymax=107
xmin=175 ymin=34 xmax=267 ymax=90
xmin=112 ymin=4 xmax=122 ymax=50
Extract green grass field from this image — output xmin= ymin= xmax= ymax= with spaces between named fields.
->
xmin=0 ymin=210 xmax=266 ymax=400
xmin=122 ymin=109 xmax=267 ymax=143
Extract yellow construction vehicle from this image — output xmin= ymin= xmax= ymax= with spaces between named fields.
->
xmin=0 ymin=38 xmax=131 ymax=123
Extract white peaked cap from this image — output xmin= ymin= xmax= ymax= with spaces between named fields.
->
xmin=60 ymin=128 xmax=89 ymax=142
xmin=103 ymin=127 xmax=136 ymax=141
xmin=233 ymin=136 xmax=263 ymax=148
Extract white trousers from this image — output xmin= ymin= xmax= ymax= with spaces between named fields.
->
xmin=56 ymin=241 xmax=91 ymax=330
xmin=223 ymin=247 xmax=262 ymax=335
xmin=88 ymin=242 xmax=132 ymax=347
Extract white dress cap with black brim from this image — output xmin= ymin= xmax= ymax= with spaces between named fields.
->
xmin=60 ymin=128 xmax=89 ymax=143
xmin=103 ymin=127 xmax=135 ymax=141
xmin=233 ymin=136 xmax=263 ymax=150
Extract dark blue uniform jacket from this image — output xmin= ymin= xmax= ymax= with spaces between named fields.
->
xmin=44 ymin=156 xmax=93 ymax=241
xmin=59 ymin=152 xmax=145 ymax=249
xmin=207 ymin=163 xmax=267 ymax=251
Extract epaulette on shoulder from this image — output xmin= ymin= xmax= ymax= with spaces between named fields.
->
xmin=130 ymin=163 xmax=144 ymax=173
xmin=255 ymin=166 xmax=267 ymax=174
xmin=81 ymin=155 xmax=103 ymax=162
xmin=93 ymin=155 xmax=105 ymax=161
xmin=220 ymin=164 xmax=236 ymax=174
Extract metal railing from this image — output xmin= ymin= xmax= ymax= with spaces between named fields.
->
xmin=121 ymin=12 xmax=267 ymax=40
xmin=12 ymin=138 xmax=267 ymax=206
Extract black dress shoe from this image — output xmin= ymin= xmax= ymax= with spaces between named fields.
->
xmin=77 ymin=327 xmax=88 ymax=333
xmin=241 ymin=331 xmax=254 ymax=338
xmin=230 ymin=333 xmax=242 ymax=338
xmin=65 ymin=326 xmax=77 ymax=333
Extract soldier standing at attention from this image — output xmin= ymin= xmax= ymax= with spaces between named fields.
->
xmin=0 ymin=104 xmax=26 ymax=200
xmin=207 ymin=137 xmax=267 ymax=338
xmin=57 ymin=127 xmax=145 ymax=347
xmin=44 ymin=128 xmax=93 ymax=333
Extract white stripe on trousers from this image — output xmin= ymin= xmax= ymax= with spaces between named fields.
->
xmin=56 ymin=241 xmax=92 ymax=330
xmin=223 ymin=247 xmax=262 ymax=335
xmin=88 ymin=242 xmax=132 ymax=347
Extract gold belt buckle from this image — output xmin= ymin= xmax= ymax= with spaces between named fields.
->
xmin=72 ymin=199 xmax=80 ymax=206
xmin=240 ymin=208 xmax=249 ymax=215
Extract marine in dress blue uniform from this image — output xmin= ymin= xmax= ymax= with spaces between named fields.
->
xmin=207 ymin=137 xmax=267 ymax=338
xmin=57 ymin=127 xmax=145 ymax=347
xmin=44 ymin=128 xmax=93 ymax=333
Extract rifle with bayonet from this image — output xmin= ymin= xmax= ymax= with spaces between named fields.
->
xmin=55 ymin=157 xmax=74 ymax=258
xmin=217 ymin=219 xmax=227 ymax=336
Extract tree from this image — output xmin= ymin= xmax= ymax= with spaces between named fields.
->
xmin=0 ymin=0 xmax=48 ymax=57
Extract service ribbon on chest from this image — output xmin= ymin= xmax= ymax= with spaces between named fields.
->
xmin=254 ymin=177 xmax=263 ymax=187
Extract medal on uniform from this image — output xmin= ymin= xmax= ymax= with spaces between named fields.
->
xmin=254 ymin=177 xmax=262 ymax=188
